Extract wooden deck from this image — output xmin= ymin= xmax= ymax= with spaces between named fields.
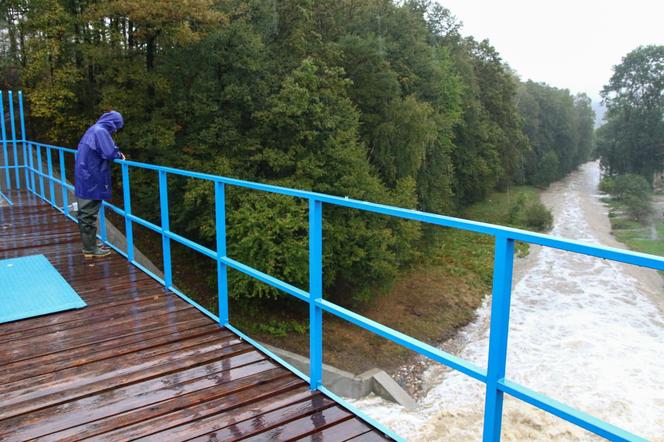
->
xmin=0 ymin=189 xmax=391 ymax=442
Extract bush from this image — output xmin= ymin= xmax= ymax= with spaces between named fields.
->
xmin=508 ymin=193 xmax=527 ymax=224
xmin=524 ymin=202 xmax=553 ymax=231
xmin=599 ymin=176 xmax=614 ymax=194
xmin=604 ymin=174 xmax=652 ymax=222
xmin=623 ymin=194 xmax=652 ymax=221
xmin=612 ymin=174 xmax=651 ymax=201
xmin=507 ymin=192 xmax=553 ymax=231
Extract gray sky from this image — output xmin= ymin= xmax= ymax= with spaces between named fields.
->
xmin=439 ymin=0 xmax=664 ymax=100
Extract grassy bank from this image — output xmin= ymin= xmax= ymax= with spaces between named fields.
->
xmin=604 ymin=196 xmax=664 ymax=257
xmin=243 ymin=185 xmax=548 ymax=376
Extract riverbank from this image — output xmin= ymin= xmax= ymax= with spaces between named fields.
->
xmin=603 ymin=192 xmax=664 ymax=255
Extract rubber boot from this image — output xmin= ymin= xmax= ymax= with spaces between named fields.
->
xmin=81 ymin=227 xmax=110 ymax=258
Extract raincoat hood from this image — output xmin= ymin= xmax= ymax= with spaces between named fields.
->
xmin=96 ymin=111 xmax=124 ymax=134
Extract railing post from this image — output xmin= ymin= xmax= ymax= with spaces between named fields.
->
xmin=0 ymin=91 xmax=10 ymax=189
xmin=8 ymin=91 xmax=19 ymax=189
xmin=309 ymin=198 xmax=323 ymax=390
xmin=46 ymin=147 xmax=55 ymax=205
xmin=28 ymin=143 xmax=35 ymax=192
xmin=159 ymin=171 xmax=173 ymax=289
xmin=25 ymin=142 xmax=32 ymax=193
xmin=59 ymin=149 xmax=68 ymax=216
xmin=99 ymin=203 xmax=107 ymax=242
xmin=215 ymin=181 xmax=229 ymax=325
xmin=482 ymin=235 xmax=516 ymax=442
xmin=36 ymin=144 xmax=45 ymax=198
xmin=18 ymin=91 xmax=28 ymax=189
xmin=121 ymin=163 xmax=134 ymax=261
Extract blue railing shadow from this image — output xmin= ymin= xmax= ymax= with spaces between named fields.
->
xmin=1 ymin=90 xmax=657 ymax=442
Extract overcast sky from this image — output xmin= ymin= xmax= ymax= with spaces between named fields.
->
xmin=438 ymin=0 xmax=664 ymax=100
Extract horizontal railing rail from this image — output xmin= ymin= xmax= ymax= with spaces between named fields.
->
xmin=0 ymin=90 xmax=655 ymax=442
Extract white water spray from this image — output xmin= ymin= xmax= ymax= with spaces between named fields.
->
xmin=352 ymin=163 xmax=664 ymax=441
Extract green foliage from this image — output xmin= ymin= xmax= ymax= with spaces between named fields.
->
xmin=599 ymin=176 xmax=614 ymax=194
xmin=254 ymin=319 xmax=308 ymax=337
xmin=612 ymin=174 xmax=651 ymax=201
xmin=524 ymin=202 xmax=553 ymax=231
xmin=517 ymin=81 xmax=594 ymax=187
xmin=604 ymin=174 xmax=652 ymax=222
xmin=1 ymin=0 xmax=585 ymax=305
xmin=598 ymin=45 xmax=664 ymax=182
xmin=604 ymin=195 xmax=664 ymax=260
xmin=226 ymin=192 xmax=309 ymax=300
xmin=507 ymin=192 xmax=553 ymax=231
xmin=533 ymin=151 xmax=560 ymax=188
xmin=508 ymin=193 xmax=527 ymax=225
xmin=622 ymin=195 xmax=652 ymax=222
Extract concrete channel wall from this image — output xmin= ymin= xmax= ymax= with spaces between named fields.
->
xmin=262 ymin=344 xmax=417 ymax=410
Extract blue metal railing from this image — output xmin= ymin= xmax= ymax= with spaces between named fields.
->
xmin=0 ymin=90 xmax=658 ymax=442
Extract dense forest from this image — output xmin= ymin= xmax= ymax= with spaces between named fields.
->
xmin=1 ymin=0 xmax=594 ymax=305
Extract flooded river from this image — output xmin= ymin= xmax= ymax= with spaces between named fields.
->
xmin=352 ymin=162 xmax=664 ymax=441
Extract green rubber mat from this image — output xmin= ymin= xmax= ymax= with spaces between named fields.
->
xmin=0 ymin=254 xmax=86 ymax=324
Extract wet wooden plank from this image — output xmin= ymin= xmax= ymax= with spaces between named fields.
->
xmin=0 ymin=321 xmax=221 ymax=383
xmin=183 ymin=399 xmax=345 ymax=442
xmin=0 ymin=336 xmax=248 ymax=414
xmin=0 ymin=355 xmax=273 ymax=440
xmin=0 ymin=290 xmax=173 ymax=336
xmin=0 ymin=296 xmax=193 ymax=343
xmin=31 ymin=366 xmax=290 ymax=441
xmin=136 ymin=390 xmax=330 ymax=442
xmin=0 ymin=189 xmax=390 ymax=441
xmin=294 ymin=418 xmax=374 ymax=441
xmin=239 ymin=406 xmax=354 ymax=441
xmin=84 ymin=376 xmax=310 ymax=441
xmin=1 ymin=306 xmax=201 ymax=361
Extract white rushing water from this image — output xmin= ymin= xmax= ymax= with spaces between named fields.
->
xmin=352 ymin=162 xmax=664 ymax=441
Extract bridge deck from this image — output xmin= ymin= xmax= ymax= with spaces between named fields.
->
xmin=0 ymin=190 xmax=389 ymax=442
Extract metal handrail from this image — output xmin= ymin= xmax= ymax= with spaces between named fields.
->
xmin=1 ymin=90 xmax=654 ymax=442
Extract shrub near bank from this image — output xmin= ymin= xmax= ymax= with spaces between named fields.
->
xmin=601 ymin=175 xmax=664 ymax=259
xmin=601 ymin=174 xmax=652 ymax=222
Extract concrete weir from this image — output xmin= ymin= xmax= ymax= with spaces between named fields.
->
xmin=263 ymin=344 xmax=418 ymax=410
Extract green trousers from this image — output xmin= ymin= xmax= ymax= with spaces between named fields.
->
xmin=76 ymin=198 xmax=101 ymax=252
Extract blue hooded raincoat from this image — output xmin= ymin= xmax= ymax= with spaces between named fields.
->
xmin=74 ymin=111 xmax=124 ymax=200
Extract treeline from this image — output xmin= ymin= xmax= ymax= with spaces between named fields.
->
xmin=1 ymin=0 xmax=593 ymax=303
xmin=596 ymin=45 xmax=664 ymax=183
xmin=518 ymin=81 xmax=594 ymax=187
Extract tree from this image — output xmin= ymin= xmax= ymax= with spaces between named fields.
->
xmin=517 ymin=81 xmax=594 ymax=187
xmin=599 ymin=45 xmax=664 ymax=181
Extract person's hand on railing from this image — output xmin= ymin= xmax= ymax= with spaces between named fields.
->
xmin=118 ymin=152 xmax=126 ymax=160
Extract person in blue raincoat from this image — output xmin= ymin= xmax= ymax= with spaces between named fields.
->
xmin=74 ymin=111 xmax=126 ymax=257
